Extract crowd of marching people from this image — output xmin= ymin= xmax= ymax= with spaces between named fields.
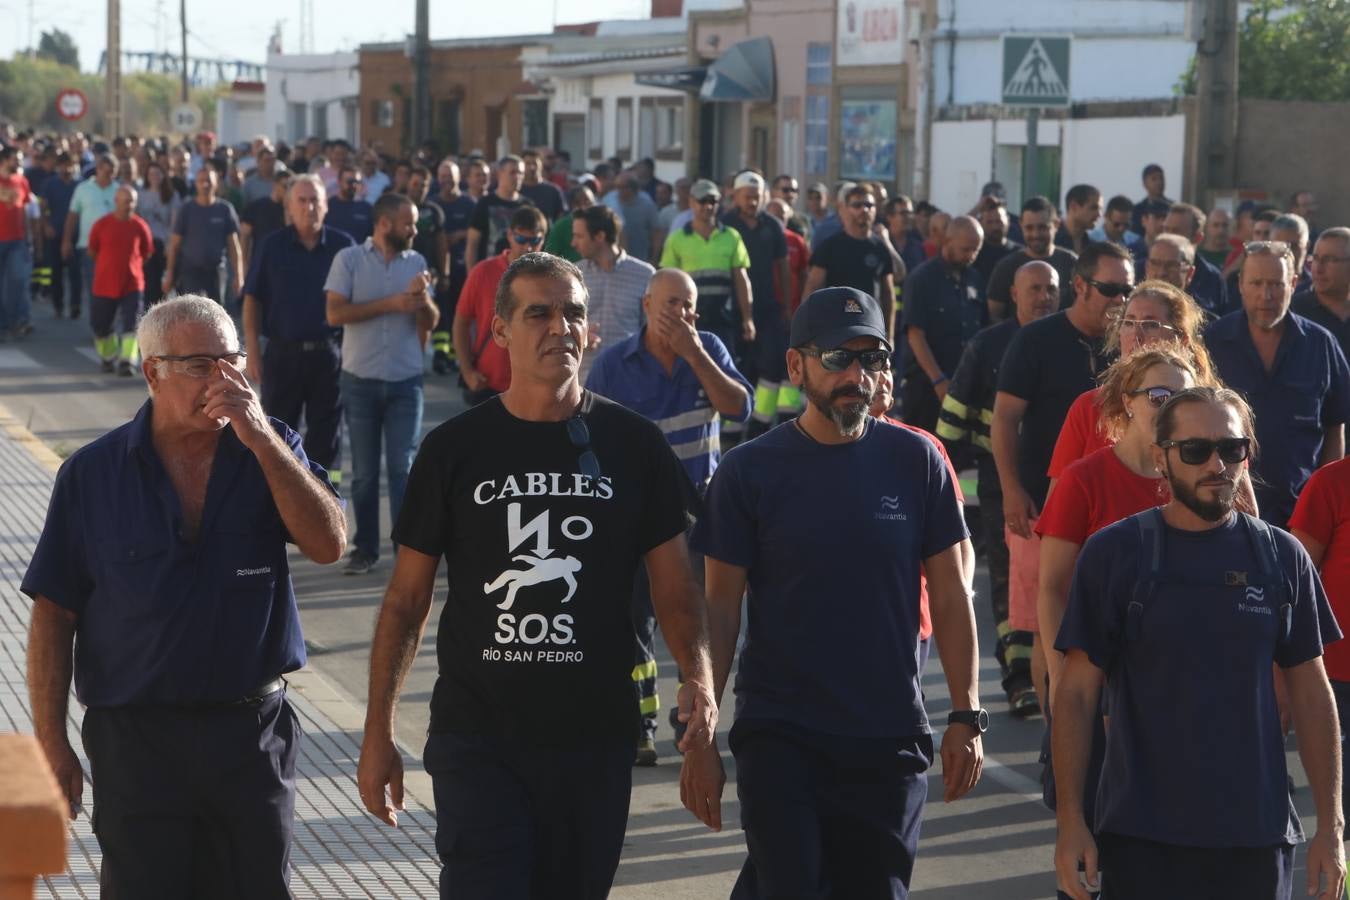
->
xmin=11 ymin=117 xmax=1350 ymax=899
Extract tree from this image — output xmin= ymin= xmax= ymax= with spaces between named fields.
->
xmin=36 ymin=29 xmax=79 ymax=70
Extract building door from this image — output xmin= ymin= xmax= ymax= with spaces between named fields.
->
xmin=749 ymin=104 xmax=775 ymax=176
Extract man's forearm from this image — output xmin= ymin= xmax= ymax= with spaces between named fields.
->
xmin=249 ymin=428 xmax=346 ymax=563
xmin=928 ymin=543 xmax=979 ymax=710
xmin=242 ymin=295 xmax=263 ymax=357
xmin=907 ymin=327 xmax=945 ymax=384
xmin=880 ymin=275 xmax=897 ymax=344
xmin=733 ymin=271 xmax=753 ymax=321
xmin=1051 ymin=679 xmax=1098 ymax=829
xmin=1321 ymin=424 xmax=1345 ymax=467
xmin=706 ymin=592 xmax=742 ymax=706
xmin=365 ymin=596 xmax=432 ymax=737
xmin=991 ymin=406 xmax=1025 ymax=497
xmin=452 ymin=317 xmax=476 ymax=368
xmin=27 ymin=597 xmax=76 ymax=749
xmin=688 ymin=348 xmax=751 ymax=418
xmin=1290 ymin=664 xmax=1345 ymax=833
xmin=327 ymin=292 xmax=405 ymax=325
xmin=651 ymin=578 xmax=713 ymax=691
xmin=62 ymin=212 xmax=77 ymax=247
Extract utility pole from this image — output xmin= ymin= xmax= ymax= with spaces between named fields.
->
xmin=106 ymin=0 xmax=124 ymax=137
xmin=413 ymin=0 xmax=431 ymax=150
xmin=1190 ymin=0 xmax=1239 ymax=207
xmin=179 ymin=0 xmax=190 ymax=102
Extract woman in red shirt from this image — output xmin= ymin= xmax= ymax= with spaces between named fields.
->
xmin=1289 ymin=461 xmax=1350 ymax=824
xmin=1046 ymin=281 xmax=1214 ymax=492
xmin=1037 ymin=344 xmax=1202 ymax=699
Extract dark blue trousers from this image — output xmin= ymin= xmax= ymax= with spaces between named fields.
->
xmin=1097 ymin=832 xmax=1295 ymax=900
xmin=424 ymin=731 xmax=632 ymax=900
xmin=729 ymin=718 xmax=933 ymax=900
xmin=81 ymin=691 xmax=300 ymax=899
xmin=261 ymin=339 xmax=343 ymax=474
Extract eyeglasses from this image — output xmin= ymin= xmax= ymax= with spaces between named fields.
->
xmin=696 ymin=196 xmax=719 ymax=206
xmin=565 ymin=416 xmax=602 ymax=481
xmin=799 ymin=347 xmax=890 ymax=373
xmin=511 ymin=232 xmax=544 ymax=245
xmin=1128 ymin=385 xmax=1175 ymax=408
xmin=849 ymin=201 xmax=876 ymax=210
xmin=1085 ymin=278 xmax=1134 ymax=298
xmin=1159 ymin=437 xmax=1252 ymax=466
xmin=149 ymin=351 xmax=247 ymax=378
xmin=1117 ymin=317 xmax=1178 ymax=337
xmin=1311 ymin=254 xmax=1350 ymax=265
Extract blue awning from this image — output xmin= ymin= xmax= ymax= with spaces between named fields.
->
xmin=699 ymin=37 xmax=775 ymax=103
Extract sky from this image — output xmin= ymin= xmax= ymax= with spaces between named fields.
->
xmin=0 ymin=0 xmax=652 ymax=72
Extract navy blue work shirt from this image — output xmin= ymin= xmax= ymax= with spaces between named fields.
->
xmin=326 ymin=198 xmax=374 ymax=244
xmin=1187 ymin=255 xmax=1230 ymax=317
xmin=244 ymin=224 xmax=356 ymax=342
xmin=1207 ymin=310 xmax=1350 ymax=527
xmin=901 ymin=256 xmax=987 ymax=377
xmin=21 ymin=401 xmax=335 ymax=707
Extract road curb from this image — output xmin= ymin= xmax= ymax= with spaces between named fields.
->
xmin=0 ymin=399 xmax=63 ymax=473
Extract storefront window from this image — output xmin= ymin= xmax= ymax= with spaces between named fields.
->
xmin=839 ymin=98 xmax=896 ymax=181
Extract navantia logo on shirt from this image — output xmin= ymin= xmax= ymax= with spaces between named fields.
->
xmin=473 ymin=473 xmax=613 ymax=664
xmin=875 ymin=495 xmax=908 ymax=521
xmin=1237 ymin=585 xmax=1272 ymax=616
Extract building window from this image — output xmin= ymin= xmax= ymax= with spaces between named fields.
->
xmin=806 ymin=43 xmax=831 ymax=86
xmin=839 ymin=97 xmax=897 ymax=181
xmin=588 ymin=99 xmax=603 ymax=158
xmin=312 ymin=103 xmax=328 ymax=139
xmin=657 ymin=99 xmax=683 ymax=160
xmin=523 ymin=99 xmax=549 ymax=149
xmin=615 ymin=99 xmax=633 ymax=161
xmin=804 ymin=95 xmax=828 ymax=174
xmin=638 ymin=99 xmax=657 ymax=161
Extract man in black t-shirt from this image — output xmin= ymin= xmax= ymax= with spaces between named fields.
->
xmin=240 ymin=172 xmax=291 ymax=274
xmin=358 ymin=252 xmax=718 ymax=898
xmin=987 ymin=195 xmax=1078 ymax=315
xmin=520 ymin=149 xmax=567 ymax=222
xmin=406 ymin=165 xmax=448 ymax=291
xmin=802 ymin=183 xmax=897 ymax=339
xmin=465 ymin=154 xmax=531 ymax=273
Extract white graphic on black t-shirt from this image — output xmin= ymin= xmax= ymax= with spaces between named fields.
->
xmin=484 ymin=554 xmax=582 ymax=610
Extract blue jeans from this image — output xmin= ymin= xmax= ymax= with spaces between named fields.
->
xmin=341 ymin=371 xmax=423 ymax=560
xmin=0 ymin=239 xmax=33 ymax=331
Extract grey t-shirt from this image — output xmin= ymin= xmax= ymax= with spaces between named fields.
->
xmin=172 ymin=200 xmax=240 ymax=269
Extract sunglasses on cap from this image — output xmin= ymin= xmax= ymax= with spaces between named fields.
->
xmin=1158 ymin=437 xmax=1252 ymax=466
xmin=799 ymin=347 xmax=890 ymax=373
xmin=1086 ymin=278 xmax=1134 ymax=298
xmin=1128 ymin=385 xmax=1175 ymax=408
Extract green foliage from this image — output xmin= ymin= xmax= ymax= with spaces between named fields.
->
xmin=36 ymin=29 xmax=79 ymax=70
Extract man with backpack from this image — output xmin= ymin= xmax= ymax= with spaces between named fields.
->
xmin=1052 ymin=386 xmax=1345 ymax=900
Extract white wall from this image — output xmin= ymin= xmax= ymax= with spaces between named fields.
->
xmin=218 ymin=96 xmax=266 ymax=147
xmin=928 ymin=120 xmax=994 ymax=213
xmin=264 ymin=51 xmax=361 ymax=144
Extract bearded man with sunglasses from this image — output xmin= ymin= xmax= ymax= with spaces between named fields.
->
xmin=684 ymin=286 xmax=982 ymax=898
xmin=360 ymin=252 xmax=717 ymax=899
xmin=1208 ymin=240 xmax=1350 ymax=528
xmin=1053 ymin=386 xmax=1345 ymax=900
xmin=23 ymin=294 xmax=346 ymax=897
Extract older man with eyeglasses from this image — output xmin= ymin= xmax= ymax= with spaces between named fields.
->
xmin=23 ymin=294 xmax=346 ymax=898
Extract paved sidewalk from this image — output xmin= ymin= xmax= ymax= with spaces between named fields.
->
xmin=0 ymin=407 xmax=443 ymax=898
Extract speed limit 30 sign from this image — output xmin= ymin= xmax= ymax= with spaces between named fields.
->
xmin=56 ymin=88 xmax=88 ymax=121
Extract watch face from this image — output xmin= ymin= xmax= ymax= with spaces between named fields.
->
xmin=976 ymin=708 xmax=990 ymax=733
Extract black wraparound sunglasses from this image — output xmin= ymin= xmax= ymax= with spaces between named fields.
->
xmin=799 ymin=347 xmax=890 ymax=373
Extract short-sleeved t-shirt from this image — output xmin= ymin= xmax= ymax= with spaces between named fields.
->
xmin=521 ymin=181 xmax=566 ymax=222
xmin=1036 ymin=446 xmax=1168 ymax=544
xmin=809 ymin=230 xmax=894 ymax=301
xmin=997 ymin=311 xmax=1113 ymax=507
xmin=1047 ymin=389 xmax=1113 ymax=479
xmin=454 ymin=251 xmax=513 ymax=393
xmin=431 ymin=193 xmax=476 ymax=268
xmin=173 ymin=199 xmax=240 ymax=269
xmin=987 ymin=247 xmax=1078 ymax=311
xmin=1288 ymin=457 xmax=1350 ymax=681
xmin=0 ymin=172 xmax=32 ymax=241
xmin=392 ymin=392 xmax=688 ymax=745
xmin=88 ymin=213 xmax=154 ymax=297
xmin=1057 ymin=512 xmax=1340 ymax=847
xmin=901 ymin=257 xmax=987 ymax=377
xmin=69 ymin=178 xmax=119 ymax=249
xmin=325 ymin=198 xmax=374 ymax=244
xmin=722 ymin=211 xmax=787 ymax=317
xmin=242 ymin=197 xmax=285 ymax=249
xmin=412 ymin=200 xmax=445 ymax=273
xmin=691 ymin=417 xmax=969 ymax=738
xmin=470 ymin=193 xmax=531 ymax=261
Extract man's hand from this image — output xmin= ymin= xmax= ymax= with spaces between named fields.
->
xmin=679 ymin=741 xmax=726 ymax=831
xmin=1003 ymin=486 xmax=1038 ymax=540
xmin=407 ymin=270 xmax=433 ymax=297
xmin=200 ymin=361 xmax=271 ymax=448
xmin=1305 ymin=828 xmax=1346 ymax=898
xmin=40 ymin=737 xmax=84 ymax=820
xmin=740 ymin=318 xmax=756 ymax=343
xmin=1054 ymin=816 xmax=1100 ymax=900
xmin=674 ymin=679 xmax=718 ymax=752
xmin=586 ymin=332 xmax=603 ymax=351
xmin=934 ymin=380 xmax=949 ymax=403
xmin=356 ymin=732 xmax=406 ymax=827
xmin=658 ymin=308 xmax=703 ymax=362
xmin=460 ymin=364 xmax=488 ymax=393
xmin=939 ymin=722 xmax=983 ymax=802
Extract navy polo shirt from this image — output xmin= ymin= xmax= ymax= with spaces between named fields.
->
xmin=901 ymin=256 xmax=987 ymax=377
xmin=326 ymin=198 xmax=374 ymax=244
xmin=20 ymin=401 xmax=334 ymax=707
xmin=1292 ymin=290 xmax=1350 ymax=361
xmin=585 ymin=328 xmax=752 ymax=488
xmin=1187 ymin=255 xmax=1230 ymax=317
xmin=1207 ymin=310 xmax=1350 ymax=526
xmin=245 ymin=225 xmax=357 ymax=342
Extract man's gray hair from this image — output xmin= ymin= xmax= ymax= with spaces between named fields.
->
xmin=137 ymin=294 xmax=238 ymax=361
xmin=1271 ymin=213 xmax=1310 ymax=247
xmin=1152 ymin=233 xmax=1195 ymax=266
xmin=1319 ymin=226 xmax=1350 ymax=249
xmin=288 ymin=172 xmax=327 ymax=203
xmin=494 ymin=252 xmax=587 ymax=319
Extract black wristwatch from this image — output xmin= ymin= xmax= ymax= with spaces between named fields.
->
xmin=947 ymin=709 xmax=990 ymax=734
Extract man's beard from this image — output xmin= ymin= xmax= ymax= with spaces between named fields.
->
xmin=386 ymin=231 xmax=412 ymax=253
xmin=802 ymin=367 xmax=873 ymax=437
xmin=1167 ymin=465 xmax=1237 ymax=522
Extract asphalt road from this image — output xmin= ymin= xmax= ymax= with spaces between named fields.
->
xmin=2 ymin=304 xmax=1330 ymax=899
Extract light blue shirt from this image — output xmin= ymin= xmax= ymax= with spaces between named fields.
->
xmin=1087 ymin=225 xmax=1143 ymax=249
xmin=324 ymin=239 xmax=428 ymax=382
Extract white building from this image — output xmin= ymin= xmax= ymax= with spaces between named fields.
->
xmin=919 ymin=0 xmax=1193 ymax=213
xmin=217 ymin=82 xmax=267 ymax=146
xmin=264 ymin=51 xmax=361 ymax=146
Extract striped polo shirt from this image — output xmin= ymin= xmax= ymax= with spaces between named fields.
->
xmin=578 ymin=250 xmax=655 ymax=384
xmin=658 ymin=223 xmax=750 ymax=322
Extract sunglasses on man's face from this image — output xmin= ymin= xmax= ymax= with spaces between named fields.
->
xmin=511 ymin=232 xmax=543 ymax=245
xmin=1128 ymin=385 xmax=1175 ymax=408
xmin=799 ymin=347 xmax=890 ymax=373
xmin=697 ymin=196 xmax=719 ymax=206
xmin=1086 ymin=278 xmax=1134 ymax=298
xmin=1159 ymin=437 xmax=1252 ymax=466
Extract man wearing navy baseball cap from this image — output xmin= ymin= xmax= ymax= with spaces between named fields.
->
xmin=682 ymin=286 xmax=985 ymax=898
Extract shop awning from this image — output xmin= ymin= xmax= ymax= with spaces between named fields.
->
xmin=635 ymin=65 xmax=708 ymax=92
xmin=699 ymin=36 xmax=775 ymax=103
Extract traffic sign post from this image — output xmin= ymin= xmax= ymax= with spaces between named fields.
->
xmin=55 ymin=89 xmax=88 ymax=122
xmin=171 ymin=103 xmax=203 ymax=134
xmin=1001 ymin=35 xmax=1071 ymax=206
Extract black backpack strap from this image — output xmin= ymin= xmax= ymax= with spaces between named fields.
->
xmin=1128 ymin=508 xmax=1166 ymax=641
xmin=1243 ymin=514 xmax=1293 ymax=645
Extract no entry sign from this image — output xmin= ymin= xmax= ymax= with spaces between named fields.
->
xmin=56 ymin=88 xmax=88 ymax=121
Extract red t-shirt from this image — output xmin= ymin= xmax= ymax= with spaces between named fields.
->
xmin=0 ymin=173 xmax=31 ymax=242
xmin=1037 ymin=446 xmax=1169 ymax=545
xmin=785 ymin=229 xmax=809 ymax=314
xmin=1047 ymin=388 xmax=1113 ymax=479
xmin=1288 ymin=459 xmax=1350 ymax=681
xmin=87 ymin=213 xmax=154 ymax=298
xmin=454 ymin=251 xmax=513 ymax=393
xmin=884 ymin=416 xmax=966 ymax=641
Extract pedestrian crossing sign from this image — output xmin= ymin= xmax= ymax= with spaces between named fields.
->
xmin=1001 ymin=35 xmax=1071 ymax=107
